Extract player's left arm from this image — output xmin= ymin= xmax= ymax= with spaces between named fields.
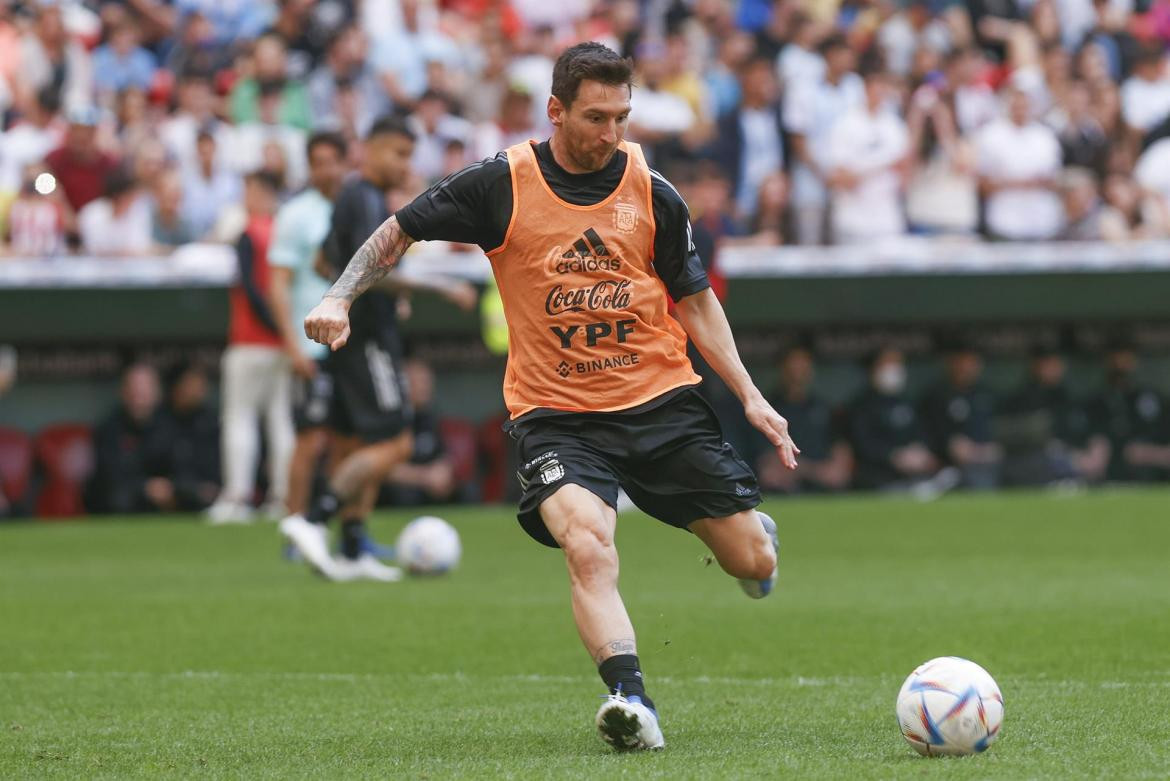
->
xmin=675 ymin=289 xmax=799 ymax=470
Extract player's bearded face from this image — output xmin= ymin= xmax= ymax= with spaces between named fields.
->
xmin=555 ymin=81 xmax=630 ymax=172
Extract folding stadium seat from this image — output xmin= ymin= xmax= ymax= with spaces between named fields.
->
xmin=35 ymin=424 xmax=94 ymax=519
xmin=475 ymin=413 xmax=510 ymax=503
xmin=438 ymin=417 xmax=479 ymax=488
xmin=0 ymin=427 xmax=33 ymax=514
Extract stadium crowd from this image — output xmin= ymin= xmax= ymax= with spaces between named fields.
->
xmin=1 ymin=0 xmax=1169 ymax=518
xmin=4 ymin=0 xmax=1170 ymax=250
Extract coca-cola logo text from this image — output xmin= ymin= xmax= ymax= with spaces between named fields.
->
xmin=545 ymin=279 xmax=633 ymax=316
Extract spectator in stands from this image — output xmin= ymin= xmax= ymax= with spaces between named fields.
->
xmin=1058 ymin=167 xmax=1105 ymax=241
xmin=875 ymin=0 xmax=952 ymax=78
xmin=825 ymin=54 xmax=909 ymax=243
xmin=756 ymin=345 xmax=851 ymax=494
xmin=45 ymin=106 xmax=120 ymax=231
xmin=849 ymin=347 xmax=959 ymax=497
xmin=407 ymin=90 xmax=472 ymax=185
xmin=739 ymin=172 xmax=789 ymax=246
xmin=231 ymin=77 xmax=309 ymax=192
xmin=1133 ymin=135 xmax=1170 ymax=229
xmin=373 ymin=0 xmax=463 ymax=109
xmin=711 ymin=54 xmax=787 ymax=223
xmin=1089 ymin=344 xmax=1170 ymax=482
xmin=999 ymin=346 xmax=1110 ymax=486
xmin=230 ymin=33 xmax=312 ymax=131
xmin=472 ymin=86 xmax=537 ymax=161
xmin=78 ymin=167 xmax=154 ymax=256
xmin=307 ymin=24 xmax=388 ymax=138
xmin=113 ymin=86 xmax=155 ymax=153
xmin=784 ymin=33 xmax=862 ymax=245
xmin=163 ymin=10 xmax=224 ymax=77
xmin=86 ymin=362 xmax=171 ymax=514
xmin=174 ymin=0 xmax=274 ymax=48
xmin=267 ymin=0 xmax=352 ymax=80
xmin=181 ymin=129 xmax=242 ymax=239
xmin=207 ymin=171 xmax=293 ymax=524
xmin=384 ymin=359 xmax=458 ymax=506
xmin=776 ymin=11 xmax=825 ymax=93
xmin=160 ymin=70 xmax=227 ymax=176
xmin=1099 ymin=173 xmax=1166 ymax=240
xmin=20 ymin=2 xmax=93 ymax=114
xmin=1120 ymin=44 xmax=1170 ymax=141
xmin=1051 ymin=80 xmax=1109 ymax=178
xmin=2 ymin=164 xmax=67 ymax=257
xmin=626 ymin=39 xmax=697 ymax=166
xmin=921 ymin=342 xmax=1003 ymax=490
xmin=0 ymin=88 xmax=63 ymax=197
xmin=975 ymin=86 xmax=1064 ymax=240
xmin=151 ymin=169 xmax=198 ymax=248
xmin=92 ymin=19 xmax=159 ymax=102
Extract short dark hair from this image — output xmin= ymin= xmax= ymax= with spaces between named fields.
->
xmin=307 ymin=130 xmax=347 ymax=159
xmin=245 ymin=169 xmax=283 ymax=193
xmin=818 ymin=32 xmax=850 ymax=55
xmin=366 ymin=114 xmax=416 ymax=143
xmin=551 ymin=42 xmax=633 ymax=109
xmin=104 ymin=167 xmax=137 ymax=198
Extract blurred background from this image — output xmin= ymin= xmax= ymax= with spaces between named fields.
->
xmin=1 ymin=0 xmax=1168 ymax=521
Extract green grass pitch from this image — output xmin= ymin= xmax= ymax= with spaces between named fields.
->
xmin=1 ymin=490 xmax=1168 ymax=779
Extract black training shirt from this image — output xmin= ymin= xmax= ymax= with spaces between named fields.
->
xmin=324 ymin=177 xmax=399 ymax=341
xmin=395 ymin=140 xmax=710 ymax=302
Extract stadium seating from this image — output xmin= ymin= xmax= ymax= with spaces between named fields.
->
xmin=0 ymin=427 xmax=33 ymax=513
xmin=35 ymin=424 xmax=94 ymax=519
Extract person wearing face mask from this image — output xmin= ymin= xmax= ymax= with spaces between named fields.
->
xmin=1087 ymin=343 xmax=1170 ymax=482
xmin=920 ymin=341 xmax=1003 ymax=490
xmin=848 ymin=347 xmax=959 ymax=497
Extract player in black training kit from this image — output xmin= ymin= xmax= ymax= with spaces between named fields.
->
xmin=280 ymin=116 xmax=475 ymax=581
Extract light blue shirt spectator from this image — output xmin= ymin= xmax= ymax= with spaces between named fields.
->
xmin=267 ymin=188 xmax=333 ymax=359
xmin=174 ymin=0 xmax=275 ymax=45
xmin=181 ymin=166 xmax=242 ymax=239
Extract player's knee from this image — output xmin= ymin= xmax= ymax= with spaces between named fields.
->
xmin=561 ymin=520 xmax=617 ymax=589
xmin=748 ymin=539 xmax=777 ymax=581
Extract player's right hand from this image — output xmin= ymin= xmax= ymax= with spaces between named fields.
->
xmin=305 ymin=296 xmax=352 ymax=352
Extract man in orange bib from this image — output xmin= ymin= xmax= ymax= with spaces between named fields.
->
xmin=305 ymin=42 xmax=800 ymax=751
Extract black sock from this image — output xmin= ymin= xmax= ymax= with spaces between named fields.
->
xmin=307 ymin=488 xmax=339 ymax=526
xmin=340 ymin=518 xmax=366 ymax=560
xmin=598 ymin=654 xmax=654 ymax=712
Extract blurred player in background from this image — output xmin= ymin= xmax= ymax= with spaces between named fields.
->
xmin=267 ymin=131 xmax=348 ymax=518
xmin=281 ymin=117 xmax=475 ymax=582
xmin=304 ymin=44 xmax=798 ymax=751
xmin=206 ymin=171 xmax=294 ymax=524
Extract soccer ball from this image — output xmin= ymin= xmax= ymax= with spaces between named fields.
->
xmin=895 ymin=656 xmax=1004 ymax=756
xmin=395 ymin=516 xmax=461 ymax=575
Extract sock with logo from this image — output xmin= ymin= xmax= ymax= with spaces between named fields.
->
xmin=339 ymin=518 xmax=366 ymax=560
xmin=598 ymin=654 xmax=655 ymax=713
xmin=306 ymin=488 xmax=339 ymax=526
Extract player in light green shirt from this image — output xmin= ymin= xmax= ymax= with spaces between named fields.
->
xmin=268 ymin=131 xmax=348 ymax=516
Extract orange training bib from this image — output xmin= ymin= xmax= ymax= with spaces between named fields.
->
xmin=487 ymin=141 xmax=700 ymax=419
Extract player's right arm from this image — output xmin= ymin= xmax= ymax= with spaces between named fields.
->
xmin=304 ymin=215 xmax=416 ymax=351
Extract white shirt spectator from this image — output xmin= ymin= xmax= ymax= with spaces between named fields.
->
xmin=735 ymin=107 xmax=784 ymax=218
xmin=160 ymin=115 xmax=233 ymax=177
xmin=182 ymin=166 xmax=242 ymax=239
xmin=78 ymin=195 xmax=153 ymax=255
xmin=1134 ymin=137 xmax=1170 ymax=201
xmin=1120 ymin=73 xmax=1170 ymax=132
xmin=954 ymin=83 xmax=999 ymax=134
xmin=0 ymin=120 xmax=63 ymax=193
xmin=976 ymin=118 xmax=1064 ymax=239
xmin=630 ymin=87 xmax=696 ymax=135
xmin=776 ymin=44 xmax=824 ymax=91
xmin=229 ymin=122 xmax=308 ymax=190
xmin=825 ymin=105 xmax=909 ymax=241
xmin=407 ymin=112 xmax=474 ymax=184
xmin=783 ymin=73 xmax=864 ymax=206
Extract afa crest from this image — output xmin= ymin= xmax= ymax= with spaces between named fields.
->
xmin=613 ymin=202 xmax=638 ymax=234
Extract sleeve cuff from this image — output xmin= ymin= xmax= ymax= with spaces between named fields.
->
xmin=668 ymin=276 xmax=711 ymax=303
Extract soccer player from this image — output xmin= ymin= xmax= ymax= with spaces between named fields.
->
xmin=280 ymin=116 xmax=475 ymax=582
xmin=267 ymin=131 xmax=348 ymax=518
xmin=304 ymin=44 xmax=799 ymax=749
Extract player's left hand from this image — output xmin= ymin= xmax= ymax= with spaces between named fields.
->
xmin=744 ymin=395 xmax=800 ymax=470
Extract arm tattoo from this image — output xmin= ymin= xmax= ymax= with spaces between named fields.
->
xmin=594 ymin=638 xmax=637 ymax=663
xmin=325 ymin=216 xmax=415 ymax=303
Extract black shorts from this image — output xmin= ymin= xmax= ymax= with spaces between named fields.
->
xmin=511 ymin=388 xmax=761 ymax=547
xmin=292 ymin=358 xmax=333 ymax=432
xmin=325 ymin=336 xmax=411 ymax=442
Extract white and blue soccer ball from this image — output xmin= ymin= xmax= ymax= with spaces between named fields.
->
xmin=895 ymin=656 xmax=1004 ymax=756
xmin=395 ymin=516 xmax=461 ymax=575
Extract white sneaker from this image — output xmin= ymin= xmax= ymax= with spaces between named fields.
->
xmin=279 ymin=514 xmax=335 ymax=576
xmin=206 ymin=501 xmax=254 ymax=525
xmin=257 ymin=499 xmax=287 ymax=521
xmin=331 ymin=554 xmax=404 ymax=583
xmin=595 ymin=693 xmax=664 ymax=751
